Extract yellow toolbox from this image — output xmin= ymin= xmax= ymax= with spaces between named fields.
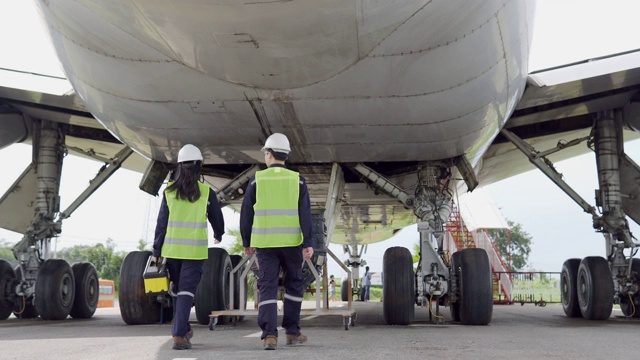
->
xmin=143 ymin=256 xmax=169 ymax=294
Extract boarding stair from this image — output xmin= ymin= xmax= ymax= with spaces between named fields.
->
xmin=444 ymin=204 xmax=513 ymax=303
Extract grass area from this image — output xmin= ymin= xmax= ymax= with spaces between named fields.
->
xmin=507 ymin=273 xmax=562 ymax=304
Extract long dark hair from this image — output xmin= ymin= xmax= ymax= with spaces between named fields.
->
xmin=166 ymin=161 xmax=202 ymax=202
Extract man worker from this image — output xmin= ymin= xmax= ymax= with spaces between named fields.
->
xmin=240 ymin=133 xmax=314 ymax=350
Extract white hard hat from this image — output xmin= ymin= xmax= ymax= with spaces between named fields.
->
xmin=261 ymin=133 xmax=291 ymax=154
xmin=177 ymin=144 xmax=203 ymax=162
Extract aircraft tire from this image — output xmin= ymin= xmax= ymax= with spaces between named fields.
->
xmin=35 ymin=259 xmax=75 ymax=320
xmin=119 ymin=250 xmax=161 ymax=325
xmin=577 ymin=256 xmax=613 ymax=320
xmin=382 ymin=246 xmax=415 ymax=325
xmin=449 ymin=251 xmax=461 ymax=322
xmin=195 ymin=248 xmax=231 ymax=325
xmin=620 ymin=258 xmax=640 ymax=317
xmin=229 ymin=254 xmax=247 ymax=322
xmin=69 ymin=262 xmax=99 ymax=319
xmin=0 ymin=260 xmax=15 ymax=320
xmin=560 ymin=258 xmax=581 ymax=318
xmin=458 ymin=248 xmax=493 ymax=325
xmin=341 ymin=279 xmax=349 ymax=301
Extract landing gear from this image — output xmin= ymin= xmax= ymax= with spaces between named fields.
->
xmin=0 ymin=260 xmax=15 ymax=320
xmin=35 ymin=259 xmax=75 ymax=320
xmin=577 ymin=257 xmax=613 ymax=320
xmin=456 ymin=248 xmax=493 ymax=325
xmin=560 ymin=258 xmax=581 ymax=318
xmin=449 ymin=252 xmax=461 ymax=323
xmin=348 ymin=161 xmax=492 ymax=326
xmin=340 ymin=278 xmax=350 ymax=301
xmin=195 ymin=248 xmax=231 ymax=325
xmin=382 ymin=247 xmax=415 ymax=325
xmin=119 ymin=251 xmax=165 ymax=324
xmin=620 ymin=259 xmax=640 ymax=317
xmin=69 ymin=262 xmax=99 ymax=319
xmin=1 ymin=120 xmax=134 ymax=322
xmin=340 ymin=243 xmax=367 ymax=301
xmin=503 ymin=108 xmax=640 ymax=321
xmin=12 ymin=265 xmax=37 ymax=319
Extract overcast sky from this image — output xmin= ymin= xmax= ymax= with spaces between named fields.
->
xmin=1 ymin=0 xmax=640 ymax=277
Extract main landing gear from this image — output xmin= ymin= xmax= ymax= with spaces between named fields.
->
xmin=0 ymin=120 xmax=132 ymax=321
xmin=503 ymin=109 xmax=640 ymax=320
xmin=350 ymin=161 xmax=494 ymax=326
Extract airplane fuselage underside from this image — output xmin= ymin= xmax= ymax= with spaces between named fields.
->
xmin=36 ymin=0 xmax=532 ymax=167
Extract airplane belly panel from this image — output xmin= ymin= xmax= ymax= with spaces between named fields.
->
xmin=36 ymin=0 xmax=532 ymax=166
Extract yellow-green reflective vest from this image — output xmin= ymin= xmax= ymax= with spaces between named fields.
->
xmin=251 ymin=167 xmax=302 ymax=248
xmin=162 ymin=182 xmax=210 ymax=260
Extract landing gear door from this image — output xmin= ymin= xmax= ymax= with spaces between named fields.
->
xmin=0 ymin=163 xmax=36 ymax=233
xmin=620 ymin=153 xmax=640 ymax=225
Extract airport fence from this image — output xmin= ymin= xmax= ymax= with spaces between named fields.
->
xmin=494 ymin=271 xmax=562 ymax=306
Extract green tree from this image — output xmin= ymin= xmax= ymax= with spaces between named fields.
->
xmin=137 ymin=239 xmax=149 ymax=251
xmin=226 ymin=228 xmax=244 ymax=255
xmin=412 ymin=242 xmax=420 ymax=264
xmin=488 ymin=220 xmax=532 ymax=271
xmin=56 ymin=238 xmax=127 ymax=288
xmin=0 ymin=239 xmax=18 ymax=267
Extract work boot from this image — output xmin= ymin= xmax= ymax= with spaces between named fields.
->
xmin=263 ymin=335 xmax=277 ymax=350
xmin=172 ymin=336 xmax=192 ymax=350
xmin=286 ymin=333 xmax=308 ymax=345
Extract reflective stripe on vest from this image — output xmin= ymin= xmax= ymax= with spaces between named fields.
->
xmin=250 ymin=167 xmax=302 ymax=248
xmin=162 ymin=182 xmax=210 ymax=260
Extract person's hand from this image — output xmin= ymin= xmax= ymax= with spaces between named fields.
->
xmin=151 ymin=256 xmax=163 ymax=266
xmin=213 ymin=237 xmax=221 ymax=244
xmin=244 ymin=247 xmax=254 ymax=257
xmin=303 ymin=247 xmax=314 ymax=260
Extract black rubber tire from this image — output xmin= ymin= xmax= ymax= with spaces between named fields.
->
xmin=577 ymin=256 xmax=613 ymax=320
xmin=458 ymin=248 xmax=493 ymax=325
xmin=12 ymin=265 xmax=37 ymax=319
xmin=119 ymin=251 xmax=161 ymax=325
xmin=449 ymin=251 xmax=461 ymax=322
xmin=35 ymin=259 xmax=75 ymax=320
xmin=382 ymin=246 xmax=415 ymax=325
xmin=195 ymin=248 xmax=231 ymax=325
xmin=620 ymin=258 xmax=640 ymax=317
xmin=69 ymin=263 xmax=99 ymax=319
xmin=341 ymin=279 xmax=349 ymax=302
xmin=560 ymin=258 xmax=581 ymax=318
xmin=230 ymin=254 xmax=247 ymax=321
xmin=0 ymin=260 xmax=15 ymax=320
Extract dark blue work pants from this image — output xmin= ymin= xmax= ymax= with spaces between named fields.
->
xmin=165 ymin=258 xmax=203 ymax=337
xmin=255 ymin=246 xmax=304 ymax=339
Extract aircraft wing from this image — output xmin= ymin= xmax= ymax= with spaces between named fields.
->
xmin=479 ymin=57 xmax=640 ymax=186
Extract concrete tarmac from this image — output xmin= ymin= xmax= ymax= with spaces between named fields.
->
xmin=1 ymin=301 xmax=638 ymax=360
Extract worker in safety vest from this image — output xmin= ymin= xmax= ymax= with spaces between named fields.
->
xmin=240 ymin=133 xmax=314 ymax=350
xmin=152 ymin=144 xmax=225 ymax=350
